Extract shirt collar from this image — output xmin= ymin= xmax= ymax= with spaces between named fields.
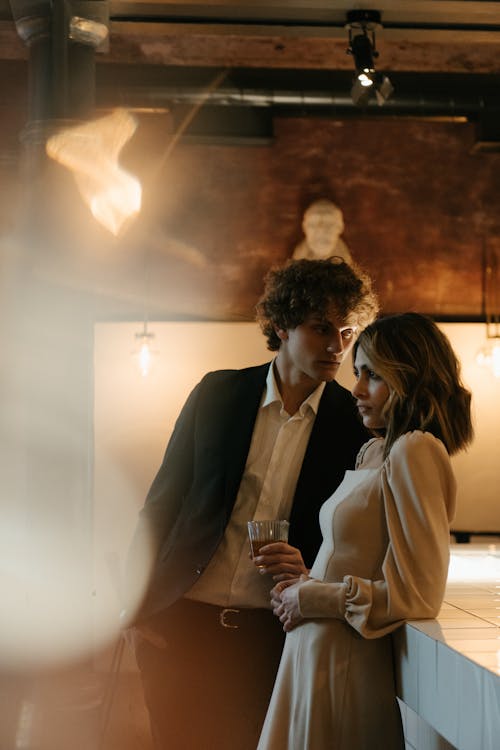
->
xmin=262 ymin=360 xmax=326 ymax=416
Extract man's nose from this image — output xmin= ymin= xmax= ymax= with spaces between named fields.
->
xmin=326 ymin=331 xmax=344 ymax=354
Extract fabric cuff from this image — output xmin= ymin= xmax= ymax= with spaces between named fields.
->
xmin=297 ymin=579 xmax=347 ymax=619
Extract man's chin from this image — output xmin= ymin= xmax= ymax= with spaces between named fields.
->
xmin=314 ymin=364 xmax=340 ymax=382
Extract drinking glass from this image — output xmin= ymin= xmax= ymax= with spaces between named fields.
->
xmin=247 ymin=520 xmax=290 ymax=569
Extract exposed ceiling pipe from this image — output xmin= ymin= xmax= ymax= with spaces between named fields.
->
xmin=9 ymin=0 xmax=110 ymax=239
xmin=109 ymin=84 xmax=497 ymax=119
xmin=94 ymin=64 xmax=500 ymax=119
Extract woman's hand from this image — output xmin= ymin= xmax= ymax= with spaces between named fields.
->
xmin=252 ymin=542 xmax=308 ymax=581
xmin=270 ymin=575 xmax=311 ymax=632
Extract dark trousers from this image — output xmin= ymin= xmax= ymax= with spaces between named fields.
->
xmin=134 ymin=598 xmax=285 ymax=750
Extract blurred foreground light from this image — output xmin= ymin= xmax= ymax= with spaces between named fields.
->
xmin=0 ymin=509 xmax=153 ymax=670
xmin=46 ymin=108 xmax=142 ymax=236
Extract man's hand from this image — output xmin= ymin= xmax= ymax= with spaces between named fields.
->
xmin=252 ymin=541 xmax=308 ymax=581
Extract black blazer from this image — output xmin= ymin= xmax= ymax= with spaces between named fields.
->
xmin=130 ymin=363 xmax=369 ymax=622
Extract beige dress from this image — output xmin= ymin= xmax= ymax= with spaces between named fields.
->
xmin=257 ymin=431 xmax=456 ymax=750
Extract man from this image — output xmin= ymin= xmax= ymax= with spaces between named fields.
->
xmin=125 ymin=258 xmax=378 ymax=749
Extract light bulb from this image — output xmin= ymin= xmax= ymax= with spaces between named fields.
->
xmin=133 ymin=329 xmax=157 ymax=377
xmin=138 ymin=341 xmax=152 ymax=377
xmin=475 ymin=340 xmax=500 ymax=378
xmin=358 ymin=71 xmax=374 ymax=87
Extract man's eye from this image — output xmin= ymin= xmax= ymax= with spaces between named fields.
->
xmin=341 ymin=329 xmax=354 ymax=339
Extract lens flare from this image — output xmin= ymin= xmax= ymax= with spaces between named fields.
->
xmin=46 ymin=108 xmax=142 ymax=236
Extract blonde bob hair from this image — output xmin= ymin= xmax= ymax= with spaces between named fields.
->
xmin=353 ymin=313 xmax=473 ymax=458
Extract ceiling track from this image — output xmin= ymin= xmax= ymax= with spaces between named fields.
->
xmin=107 ymin=14 xmax=500 ymax=33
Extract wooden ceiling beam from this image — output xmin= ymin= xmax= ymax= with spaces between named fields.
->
xmin=2 ymin=17 xmax=500 ymax=75
xmin=106 ymin=22 xmax=500 ymax=73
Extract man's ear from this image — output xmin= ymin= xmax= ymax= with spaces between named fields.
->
xmin=275 ymin=327 xmax=289 ymax=342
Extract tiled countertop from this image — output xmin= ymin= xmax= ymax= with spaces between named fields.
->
xmin=395 ymin=544 xmax=500 ymax=750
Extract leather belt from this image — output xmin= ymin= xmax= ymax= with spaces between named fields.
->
xmin=173 ymin=598 xmax=274 ymax=632
xmin=218 ymin=607 xmax=240 ymax=629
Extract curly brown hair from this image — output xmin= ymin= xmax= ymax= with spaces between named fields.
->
xmin=256 ymin=258 xmax=379 ymax=351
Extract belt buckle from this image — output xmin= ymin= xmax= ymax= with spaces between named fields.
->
xmin=219 ymin=607 xmax=240 ymax=629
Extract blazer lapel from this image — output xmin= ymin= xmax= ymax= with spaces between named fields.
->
xmin=221 ymin=363 xmax=270 ymax=517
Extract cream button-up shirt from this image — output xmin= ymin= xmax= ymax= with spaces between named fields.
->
xmin=187 ymin=361 xmax=325 ymax=609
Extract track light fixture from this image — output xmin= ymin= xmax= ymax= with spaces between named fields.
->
xmin=346 ymin=10 xmax=394 ymax=107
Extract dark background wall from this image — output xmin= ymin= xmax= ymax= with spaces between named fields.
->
xmin=108 ymin=110 xmax=500 ymax=321
xmin=1 ymin=84 xmax=499 ymax=322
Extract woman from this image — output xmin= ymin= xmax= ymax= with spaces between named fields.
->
xmin=257 ymin=313 xmax=473 ymax=750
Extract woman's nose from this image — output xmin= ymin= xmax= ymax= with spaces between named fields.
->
xmin=351 ymin=377 xmax=364 ymax=398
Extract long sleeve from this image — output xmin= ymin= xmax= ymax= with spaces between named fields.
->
xmin=297 ymin=431 xmax=456 ymax=638
xmin=137 ymin=378 xmax=203 ymax=543
xmin=123 ymin=377 xmax=204 ymax=613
